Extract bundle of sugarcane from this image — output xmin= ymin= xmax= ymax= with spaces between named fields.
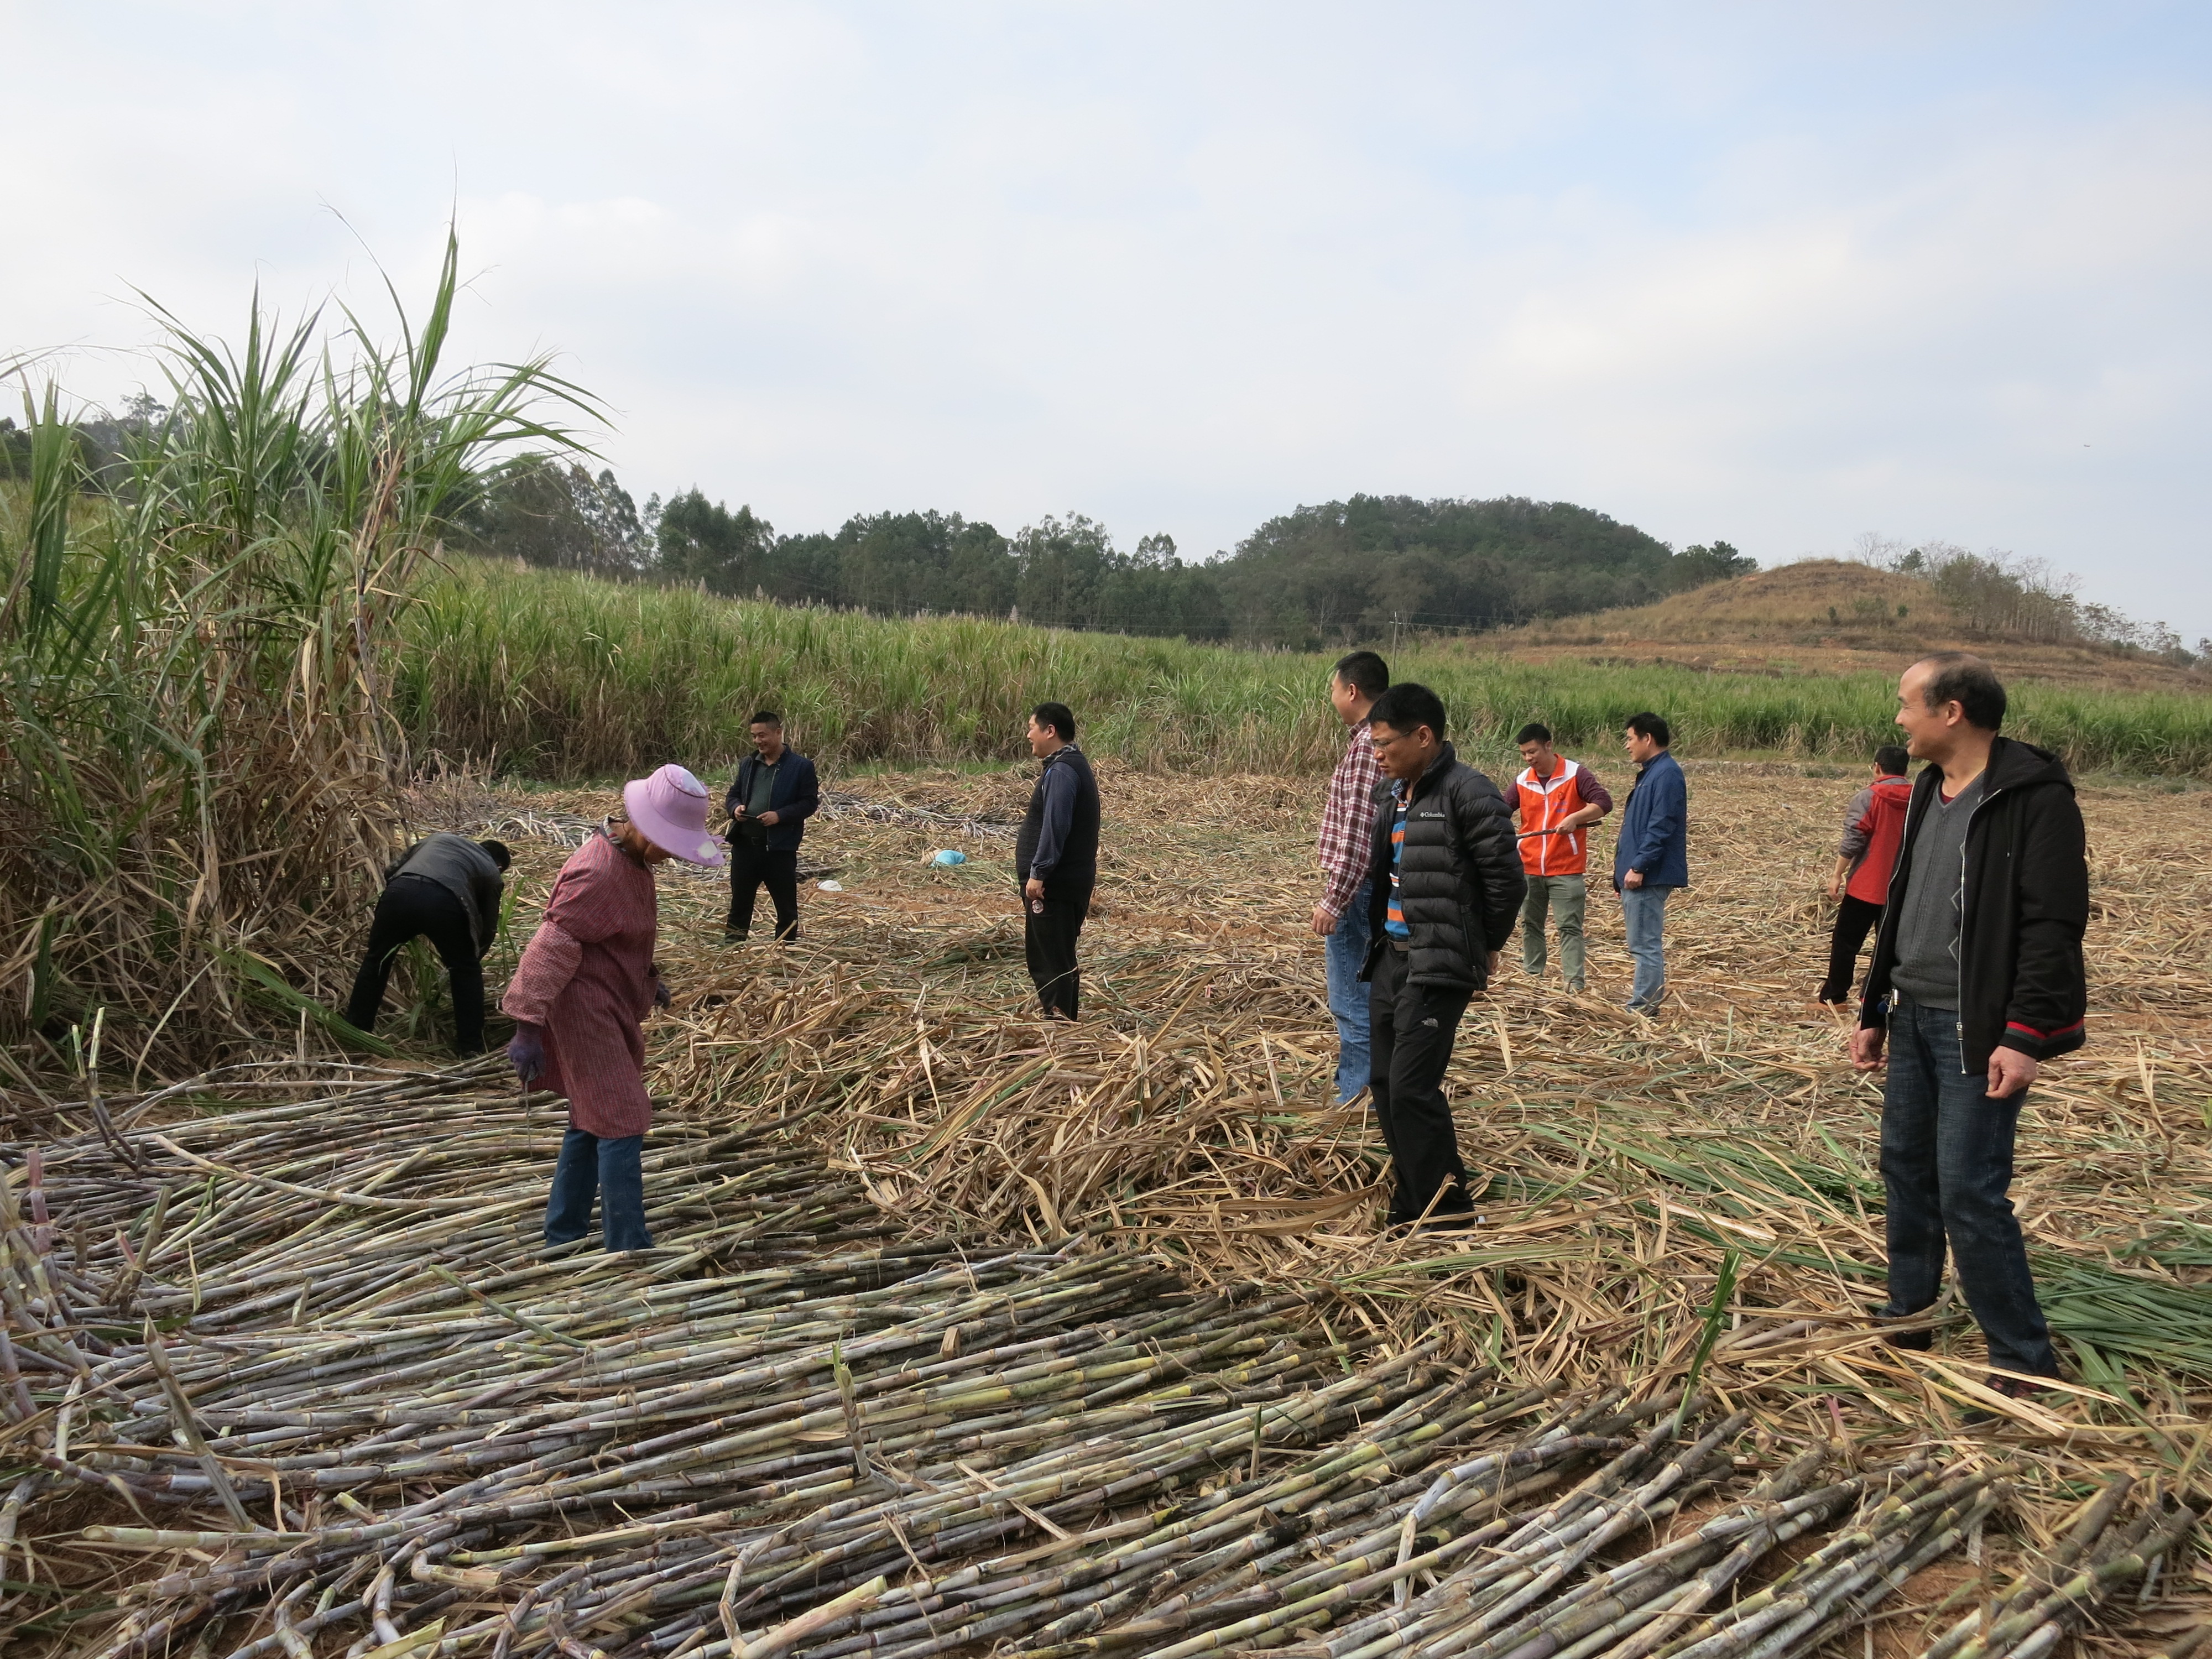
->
xmin=5 ymin=1065 xmax=2001 ymax=1659
xmin=1921 ymin=1475 xmax=2202 ymax=1659
xmin=632 ymin=860 xmax=2212 ymax=1426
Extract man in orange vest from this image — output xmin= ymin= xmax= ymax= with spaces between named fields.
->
xmin=1510 ymin=723 xmax=1614 ymax=994
xmin=1819 ymin=745 xmax=1913 ymax=1004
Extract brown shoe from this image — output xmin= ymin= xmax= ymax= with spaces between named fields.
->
xmin=1963 ymin=1373 xmax=2061 ymax=1426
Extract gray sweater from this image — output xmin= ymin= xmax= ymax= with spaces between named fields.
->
xmin=1887 ymin=775 xmax=1983 ymax=1009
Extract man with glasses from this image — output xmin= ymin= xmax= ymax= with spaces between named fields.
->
xmin=1359 ymin=683 xmax=1526 ymax=1229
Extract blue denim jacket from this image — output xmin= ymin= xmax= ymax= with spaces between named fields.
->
xmin=1612 ymin=750 xmax=1688 ymax=889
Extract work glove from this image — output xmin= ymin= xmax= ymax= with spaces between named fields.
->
xmin=507 ymin=1022 xmax=547 ymax=1084
xmin=653 ymin=978 xmax=672 ymax=1011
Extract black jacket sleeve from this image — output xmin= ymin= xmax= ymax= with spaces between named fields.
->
xmin=470 ymin=869 xmax=505 ymax=958
xmin=1456 ymin=774 xmax=1529 ymax=953
xmin=724 ymin=759 xmax=752 ymax=823
xmin=1999 ymin=785 xmax=2090 ymax=1058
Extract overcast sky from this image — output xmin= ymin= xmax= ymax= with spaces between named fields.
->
xmin=9 ymin=3 xmax=2210 ymax=642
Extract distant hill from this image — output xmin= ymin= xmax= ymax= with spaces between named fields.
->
xmin=450 ymin=467 xmax=1749 ymax=647
xmin=1212 ymin=495 xmax=1751 ymax=647
xmin=1476 ymin=559 xmax=2206 ymax=692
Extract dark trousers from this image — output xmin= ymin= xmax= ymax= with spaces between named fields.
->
xmin=1368 ymin=946 xmax=1475 ymax=1224
xmin=1879 ymin=995 xmax=2059 ymax=1378
xmin=1024 ymin=885 xmax=1091 ymax=1019
xmin=344 ymin=877 xmax=484 ymax=1054
xmin=545 ymin=1128 xmax=653 ymax=1251
xmin=1820 ymin=894 xmax=1884 ymax=1003
xmin=726 ymin=839 xmax=800 ymax=939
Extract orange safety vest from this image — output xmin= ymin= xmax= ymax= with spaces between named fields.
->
xmin=1515 ymin=757 xmax=1594 ymax=877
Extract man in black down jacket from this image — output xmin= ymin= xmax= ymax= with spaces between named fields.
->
xmin=1851 ymin=653 xmax=2088 ymax=1399
xmin=1359 ymin=684 xmax=1527 ymax=1228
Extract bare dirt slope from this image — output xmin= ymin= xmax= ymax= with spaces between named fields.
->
xmin=1477 ymin=559 xmax=2207 ymax=691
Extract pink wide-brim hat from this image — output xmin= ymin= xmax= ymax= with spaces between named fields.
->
xmin=623 ymin=764 xmax=726 ymax=867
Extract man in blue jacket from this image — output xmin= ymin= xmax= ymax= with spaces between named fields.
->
xmin=1611 ymin=712 xmax=1687 ymax=1016
xmin=723 ymin=711 xmax=821 ymax=941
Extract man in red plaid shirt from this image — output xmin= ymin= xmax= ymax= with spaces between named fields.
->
xmin=1310 ymin=650 xmax=1390 ymax=1102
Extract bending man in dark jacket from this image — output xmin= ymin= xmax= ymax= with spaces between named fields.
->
xmin=1359 ymin=684 xmax=1527 ymax=1228
xmin=1851 ymin=653 xmax=2088 ymax=1399
xmin=723 ymin=711 xmax=821 ymax=941
xmin=345 ymin=833 xmax=511 ymax=1054
xmin=1015 ymin=701 xmax=1100 ymax=1020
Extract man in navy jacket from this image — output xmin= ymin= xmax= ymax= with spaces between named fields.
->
xmin=723 ymin=711 xmax=821 ymax=941
xmin=1611 ymin=712 xmax=1687 ymax=1015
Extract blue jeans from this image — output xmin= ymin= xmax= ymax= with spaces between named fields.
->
xmin=1325 ymin=880 xmax=1374 ymax=1103
xmin=1879 ymin=996 xmax=2058 ymax=1378
xmin=545 ymin=1129 xmax=654 ymax=1251
xmin=1620 ymin=883 xmax=1671 ymax=1013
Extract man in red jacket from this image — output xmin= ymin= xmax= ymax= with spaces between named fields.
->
xmin=1851 ymin=654 xmax=2088 ymax=1404
xmin=1818 ymin=745 xmax=1912 ymax=1004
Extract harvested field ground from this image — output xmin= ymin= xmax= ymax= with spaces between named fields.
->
xmin=5 ymin=761 xmax=2209 ymax=1657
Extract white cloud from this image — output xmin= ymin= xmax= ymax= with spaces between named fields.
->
xmin=6 ymin=2 xmax=2210 ymax=638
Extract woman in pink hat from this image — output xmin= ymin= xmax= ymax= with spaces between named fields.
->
xmin=503 ymin=764 xmax=725 ymax=1251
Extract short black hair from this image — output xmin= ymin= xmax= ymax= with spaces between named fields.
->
xmin=748 ymin=710 xmax=782 ymax=728
xmin=1914 ymin=652 xmax=2006 ymax=732
xmin=478 ymin=839 xmax=512 ymax=871
xmin=1032 ymin=701 xmax=1076 ymax=742
xmin=1875 ymin=745 xmax=1910 ymax=776
xmin=1368 ymin=682 xmax=1447 ymax=740
xmin=1332 ymin=650 xmax=1389 ymax=701
xmin=1626 ymin=711 xmax=1671 ymax=749
xmin=1515 ymin=722 xmax=1552 ymax=745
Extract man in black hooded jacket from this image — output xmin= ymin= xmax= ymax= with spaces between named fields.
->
xmin=1851 ymin=653 xmax=2088 ymax=1401
xmin=1359 ymin=683 xmax=1527 ymax=1228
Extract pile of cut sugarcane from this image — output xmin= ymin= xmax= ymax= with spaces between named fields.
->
xmin=4 ymin=1063 xmax=2197 ymax=1658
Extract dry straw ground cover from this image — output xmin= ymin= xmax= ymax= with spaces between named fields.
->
xmin=4 ymin=760 xmax=2209 ymax=1658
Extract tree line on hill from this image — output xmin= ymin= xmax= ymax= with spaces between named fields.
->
xmin=1850 ymin=535 xmax=2205 ymax=664
xmin=444 ymin=454 xmax=1756 ymax=645
xmin=10 ymin=412 xmax=2194 ymax=659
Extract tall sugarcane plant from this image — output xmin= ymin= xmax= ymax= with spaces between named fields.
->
xmin=0 ymin=232 xmax=592 ymax=1076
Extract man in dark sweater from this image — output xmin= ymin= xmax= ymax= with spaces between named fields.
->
xmin=1014 ymin=701 xmax=1100 ymax=1020
xmin=1359 ymin=684 xmax=1527 ymax=1228
xmin=723 ymin=711 xmax=821 ymax=941
xmin=345 ymin=834 xmax=511 ymax=1054
xmin=1851 ymin=653 xmax=2089 ymax=1402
